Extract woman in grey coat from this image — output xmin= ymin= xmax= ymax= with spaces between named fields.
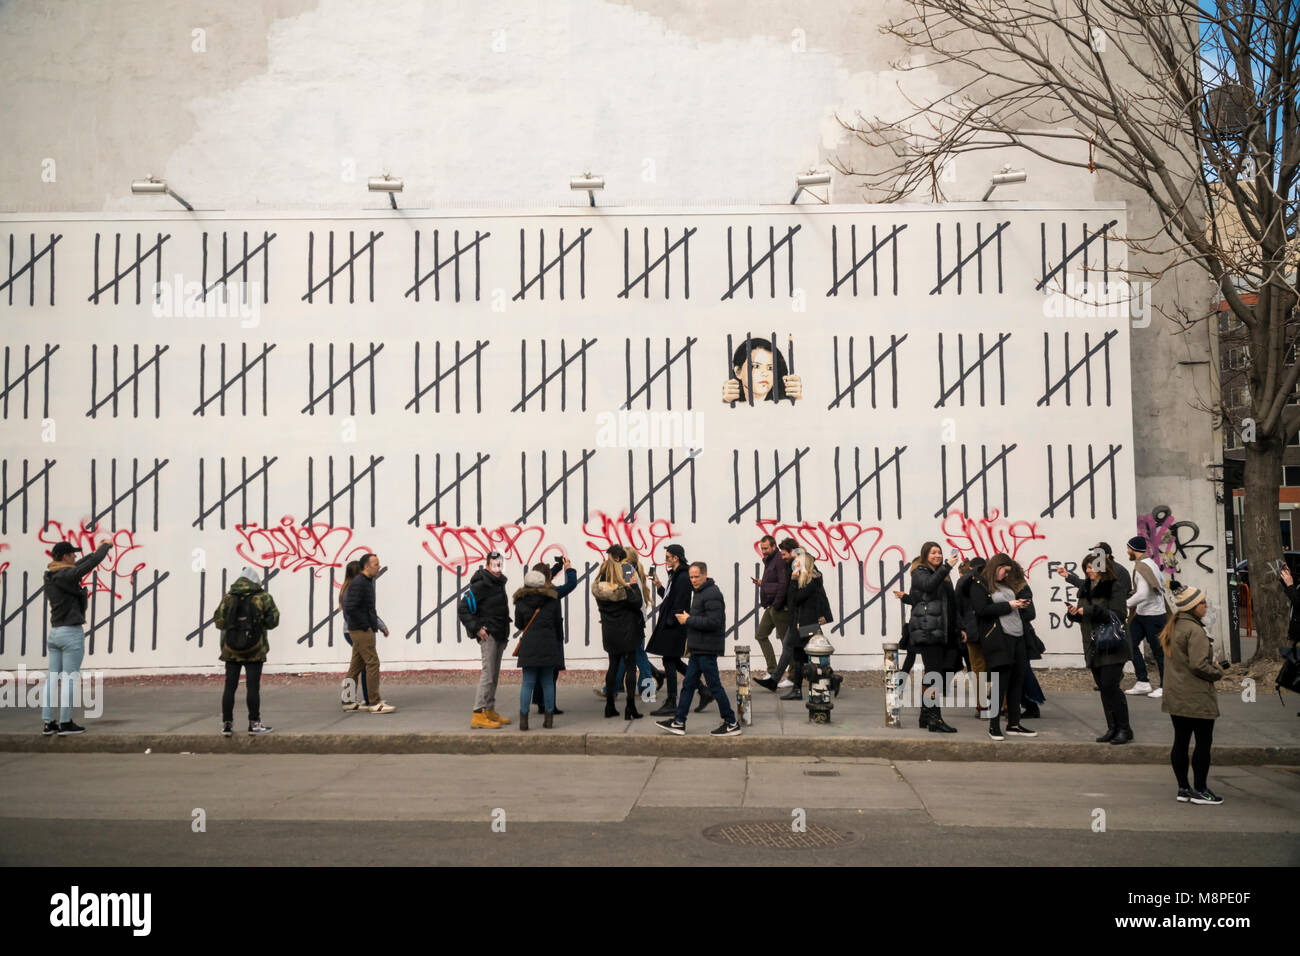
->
xmin=1159 ymin=585 xmax=1227 ymax=804
xmin=1066 ymin=552 xmax=1132 ymax=744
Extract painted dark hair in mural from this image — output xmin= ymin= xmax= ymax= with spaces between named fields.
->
xmin=730 ymin=337 xmax=791 ymax=402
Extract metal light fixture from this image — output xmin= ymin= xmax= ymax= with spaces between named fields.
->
xmin=368 ymin=174 xmax=403 ymax=209
xmin=982 ymin=165 xmax=1027 ymax=201
xmin=790 ymin=168 xmax=831 ymax=204
xmin=130 ymin=176 xmax=193 ymax=211
xmin=570 ymin=172 xmax=604 ymax=207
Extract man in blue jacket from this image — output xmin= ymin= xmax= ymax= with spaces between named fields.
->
xmin=656 ymin=561 xmax=741 ymax=737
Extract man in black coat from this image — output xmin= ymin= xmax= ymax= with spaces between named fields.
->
xmin=648 ymin=544 xmax=694 ymax=715
xmin=458 ymin=551 xmax=512 ymax=728
xmin=41 ymin=539 xmax=112 ymax=735
xmin=656 ymin=562 xmax=741 ymax=736
xmin=341 ymin=553 xmax=395 ymax=714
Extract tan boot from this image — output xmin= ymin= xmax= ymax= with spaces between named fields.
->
xmin=471 ymin=709 xmax=502 ymax=729
xmin=485 ymin=708 xmax=511 ymax=725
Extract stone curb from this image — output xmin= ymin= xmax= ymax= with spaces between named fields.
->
xmin=3 ymin=733 xmax=1297 ymax=765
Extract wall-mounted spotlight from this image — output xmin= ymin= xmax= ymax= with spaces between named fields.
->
xmin=790 ymin=169 xmax=832 ymax=204
xmin=982 ymin=165 xmax=1027 ymax=201
xmin=368 ymin=174 xmax=404 ymax=209
xmin=570 ymin=172 xmax=604 ymax=207
xmin=131 ymin=176 xmax=194 ymax=211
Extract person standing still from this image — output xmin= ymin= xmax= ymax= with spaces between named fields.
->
xmin=341 ymin=553 xmax=396 ymax=714
xmin=1161 ymin=586 xmax=1228 ymax=804
xmin=459 ymin=551 xmax=512 ymax=728
xmin=214 ymin=566 xmax=281 ymax=736
xmin=41 ymin=540 xmax=112 ymax=736
xmin=1125 ymin=536 xmax=1168 ymax=698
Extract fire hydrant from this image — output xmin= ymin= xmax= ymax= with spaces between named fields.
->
xmin=803 ymin=631 xmax=837 ymax=723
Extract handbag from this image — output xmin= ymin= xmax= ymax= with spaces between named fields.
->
xmin=1092 ymin=611 xmax=1127 ymax=654
xmin=510 ymin=608 xmax=541 ymax=658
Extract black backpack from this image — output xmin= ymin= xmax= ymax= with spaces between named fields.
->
xmin=225 ymin=591 xmax=262 ymax=652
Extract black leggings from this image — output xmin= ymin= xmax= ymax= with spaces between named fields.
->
xmin=222 ymin=660 xmax=262 ymax=723
xmin=989 ymin=638 xmax=1027 ymax=726
xmin=605 ymin=651 xmax=637 ymax=701
xmin=1092 ymin=662 xmax=1129 ymax=731
xmin=1170 ymin=715 xmax=1215 ymax=791
xmin=661 ymin=656 xmax=687 ymax=697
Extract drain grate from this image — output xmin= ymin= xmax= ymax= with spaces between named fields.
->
xmin=702 ymin=821 xmax=859 ymax=849
xmin=803 ymin=770 xmax=841 ymax=777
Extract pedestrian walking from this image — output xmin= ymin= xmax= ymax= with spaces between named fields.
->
xmin=903 ymin=542 xmax=961 ymax=733
xmin=458 ymin=551 xmax=512 ymax=728
xmin=1066 ymin=551 xmax=1133 ymax=744
xmin=1006 ymin=560 xmax=1047 ymax=719
xmin=593 ymin=549 xmax=646 ymax=720
xmin=656 ymin=561 xmax=741 ymax=736
xmin=513 ymin=568 xmax=564 ymax=730
xmin=1126 ymin=535 xmax=1169 ymax=697
xmin=40 ymin=539 xmax=112 ymax=736
xmin=339 ymin=559 xmax=391 ymax=708
xmin=341 ymin=553 xmax=396 ymax=714
xmin=214 ymin=566 xmax=281 ymax=736
xmin=968 ymin=553 xmax=1035 ymax=740
xmin=1160 ymin=585 xmax=1228 ymax=804
xmin=529 ymin=557 xmax=577 ymax=715
xmin=754 ymin=550 xmax=832 ymax=701
xmin=750 ymin=534 xmax=789 ymax=677
xmin=647 ymin=543 xmax=694 ymax=716
xmin=622 ymin=547 xmax=666 ymax=699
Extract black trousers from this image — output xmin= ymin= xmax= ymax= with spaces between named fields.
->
xmin=660 ymin=656 xmax=687 ymax=697
xmin=918 ymin=644 xmax=950 ymax=712
xmin=222 ymin=660 xmax=262 ymax=723
xmin=1092 ymin=661 xmax=1129 ymax=732
xmin=605 ymin=651 xmax=637 ymax=701
xmin=988 ymin=637 xmax=1027 ymax=726
xmin=1170 ymin=714 xmax=1215 ymax=791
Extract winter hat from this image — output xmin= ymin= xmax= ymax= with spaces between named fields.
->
xmin=523 ymin=569 xmax=546 ymax=589
xmin=1173 ymin=585 xmax=1206 ymax=613
xmin=1126 ymin=536 xmax=1147 ymax=552
xmin=664 ymin=544 xmax=686 ymax=562
xmin=240 ymin=566 xmax=262 ymax=584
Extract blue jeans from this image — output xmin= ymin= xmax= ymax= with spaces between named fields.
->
xmin=616 ymin=641 xmax=655 ymax=696
xmin=520 ymin=667 xmax=556 ymax=714
xmin=1130 ymin=613 xmax=1166 ymax=682
xmin=674 ymin=654 xmax=735 ymax=724
xmin=43 ymin=625 xmax=85 ymax=723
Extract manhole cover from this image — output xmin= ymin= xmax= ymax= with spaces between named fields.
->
xmin=803 ymin=770 xmax=841 ymax=777
xmin=702 ymin=821 xmax=859 ymax=849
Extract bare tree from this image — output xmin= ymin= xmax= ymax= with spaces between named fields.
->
xmin=836 ymin=0 xmax=1298 ymax=661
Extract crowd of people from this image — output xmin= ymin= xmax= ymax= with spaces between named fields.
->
xmin=31 ymin=530 xmax=1267 ymax=802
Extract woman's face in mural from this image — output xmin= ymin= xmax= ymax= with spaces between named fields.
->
xmin=735 ymin=348 xmax=775 ymax=401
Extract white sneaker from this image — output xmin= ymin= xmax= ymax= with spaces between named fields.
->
xmin=1125 ymin=681 xmax=1153 ymax=695
xmin=369 ymin=701 xmax=396 ymax=714
xmin=777 ymin=679 xmax=794 ymax=689
xmin=1148 ymin=687 xmax=1163 ymax=698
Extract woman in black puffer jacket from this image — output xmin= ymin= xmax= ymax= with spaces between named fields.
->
xmin=592 ymin=554 xmax=646 ymax=721
xmin=906 ymin=541 xmax=961 ymax=733
xmin=513 ymin=569 xmax=564 ymax=730
xmin=1067 ymin=552 xmax=1133 ymax=744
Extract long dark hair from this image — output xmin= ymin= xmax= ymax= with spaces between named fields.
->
xmin=909 ymin=541 xmax=942 ymax=574
xmin=981 ymin=553 xmax=1015 ymax=593
xmin=730 ymin=337 xmax=791 ymax=402
xmin=339 ymin=559 xmax=362 ymax=609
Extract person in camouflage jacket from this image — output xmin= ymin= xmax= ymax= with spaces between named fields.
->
xmin=213 ymin=567 xmax=280 ymax=735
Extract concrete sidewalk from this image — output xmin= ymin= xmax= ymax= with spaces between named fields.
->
xmin=4 ymin=675 xmax=1297 ymax=762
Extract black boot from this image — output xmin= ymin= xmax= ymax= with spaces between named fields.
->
xmin=624 ymin=701 xmax=643 ymax=720
xmin=779 ymin=686 xmax=802 ymax=701
xmin=604 ymin=699 xmax=619 ymax=718
xmin=694 ymin=688 xmax=715 ymax=713
xmin=651 ymin=695 xmax=677 ymax=716
xmin=653 ymin=667 xmax=666 ymax=693
xmin=754 ymin=676 xmax=778 ymax=692
xmin=928 ymin=707 xmax=958 ymax=734
xmin=519 ymin=712 xmax=529 ymax=731
xmin=919 ymin=706 xmax=934 ymax=730
xmin=1095 ymin=710 xmax=1117 ymax=743
xmin=1110 ymin=726 xmax=1134 ymax=745
xmin=543 ymin=711 xmax=554 ymax=729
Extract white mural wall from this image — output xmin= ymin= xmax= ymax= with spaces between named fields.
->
xmin=0 ymin=203 xmax=1136 ymax=673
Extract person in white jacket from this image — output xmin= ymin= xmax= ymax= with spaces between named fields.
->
xmin=1125 ymin=535 xmax=1168 ymax=697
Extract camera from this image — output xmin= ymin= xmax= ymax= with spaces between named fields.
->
xmin=550 ymin=556 xmax=564 ymax=578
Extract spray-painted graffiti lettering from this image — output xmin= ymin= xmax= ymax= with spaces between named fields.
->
xmin=37 ymin=519 xmax=147 ymax=598
xmin=235 ymin=517 xmax=371 ymax=576
xmin=582 ymin=510 xmax=677 ymax=562
xmin=940 ymin=509 xmax=1049 ymax=573
xmin=422 ymin=522 xmax=565 ymax=573
xmin=1137 ymin=504 xmax=1214 ymax=574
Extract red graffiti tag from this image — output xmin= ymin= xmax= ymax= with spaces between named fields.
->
xmin=422 ymin=522 xmax=564 ymax=573
xmin=755 ymin=519 xmax=907 ymax=571
xmin=235 ymin=517 xmax=371 ymax=576
xmin=0 ymin=542 xmax=10 ymax=576
xmin=582 ymin=511 xmax=677 ymax=562
xmin=939 ymin=509 xmax=1049 ymax=574
xmin=37 ymin=518 xmax=147 ymax=598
